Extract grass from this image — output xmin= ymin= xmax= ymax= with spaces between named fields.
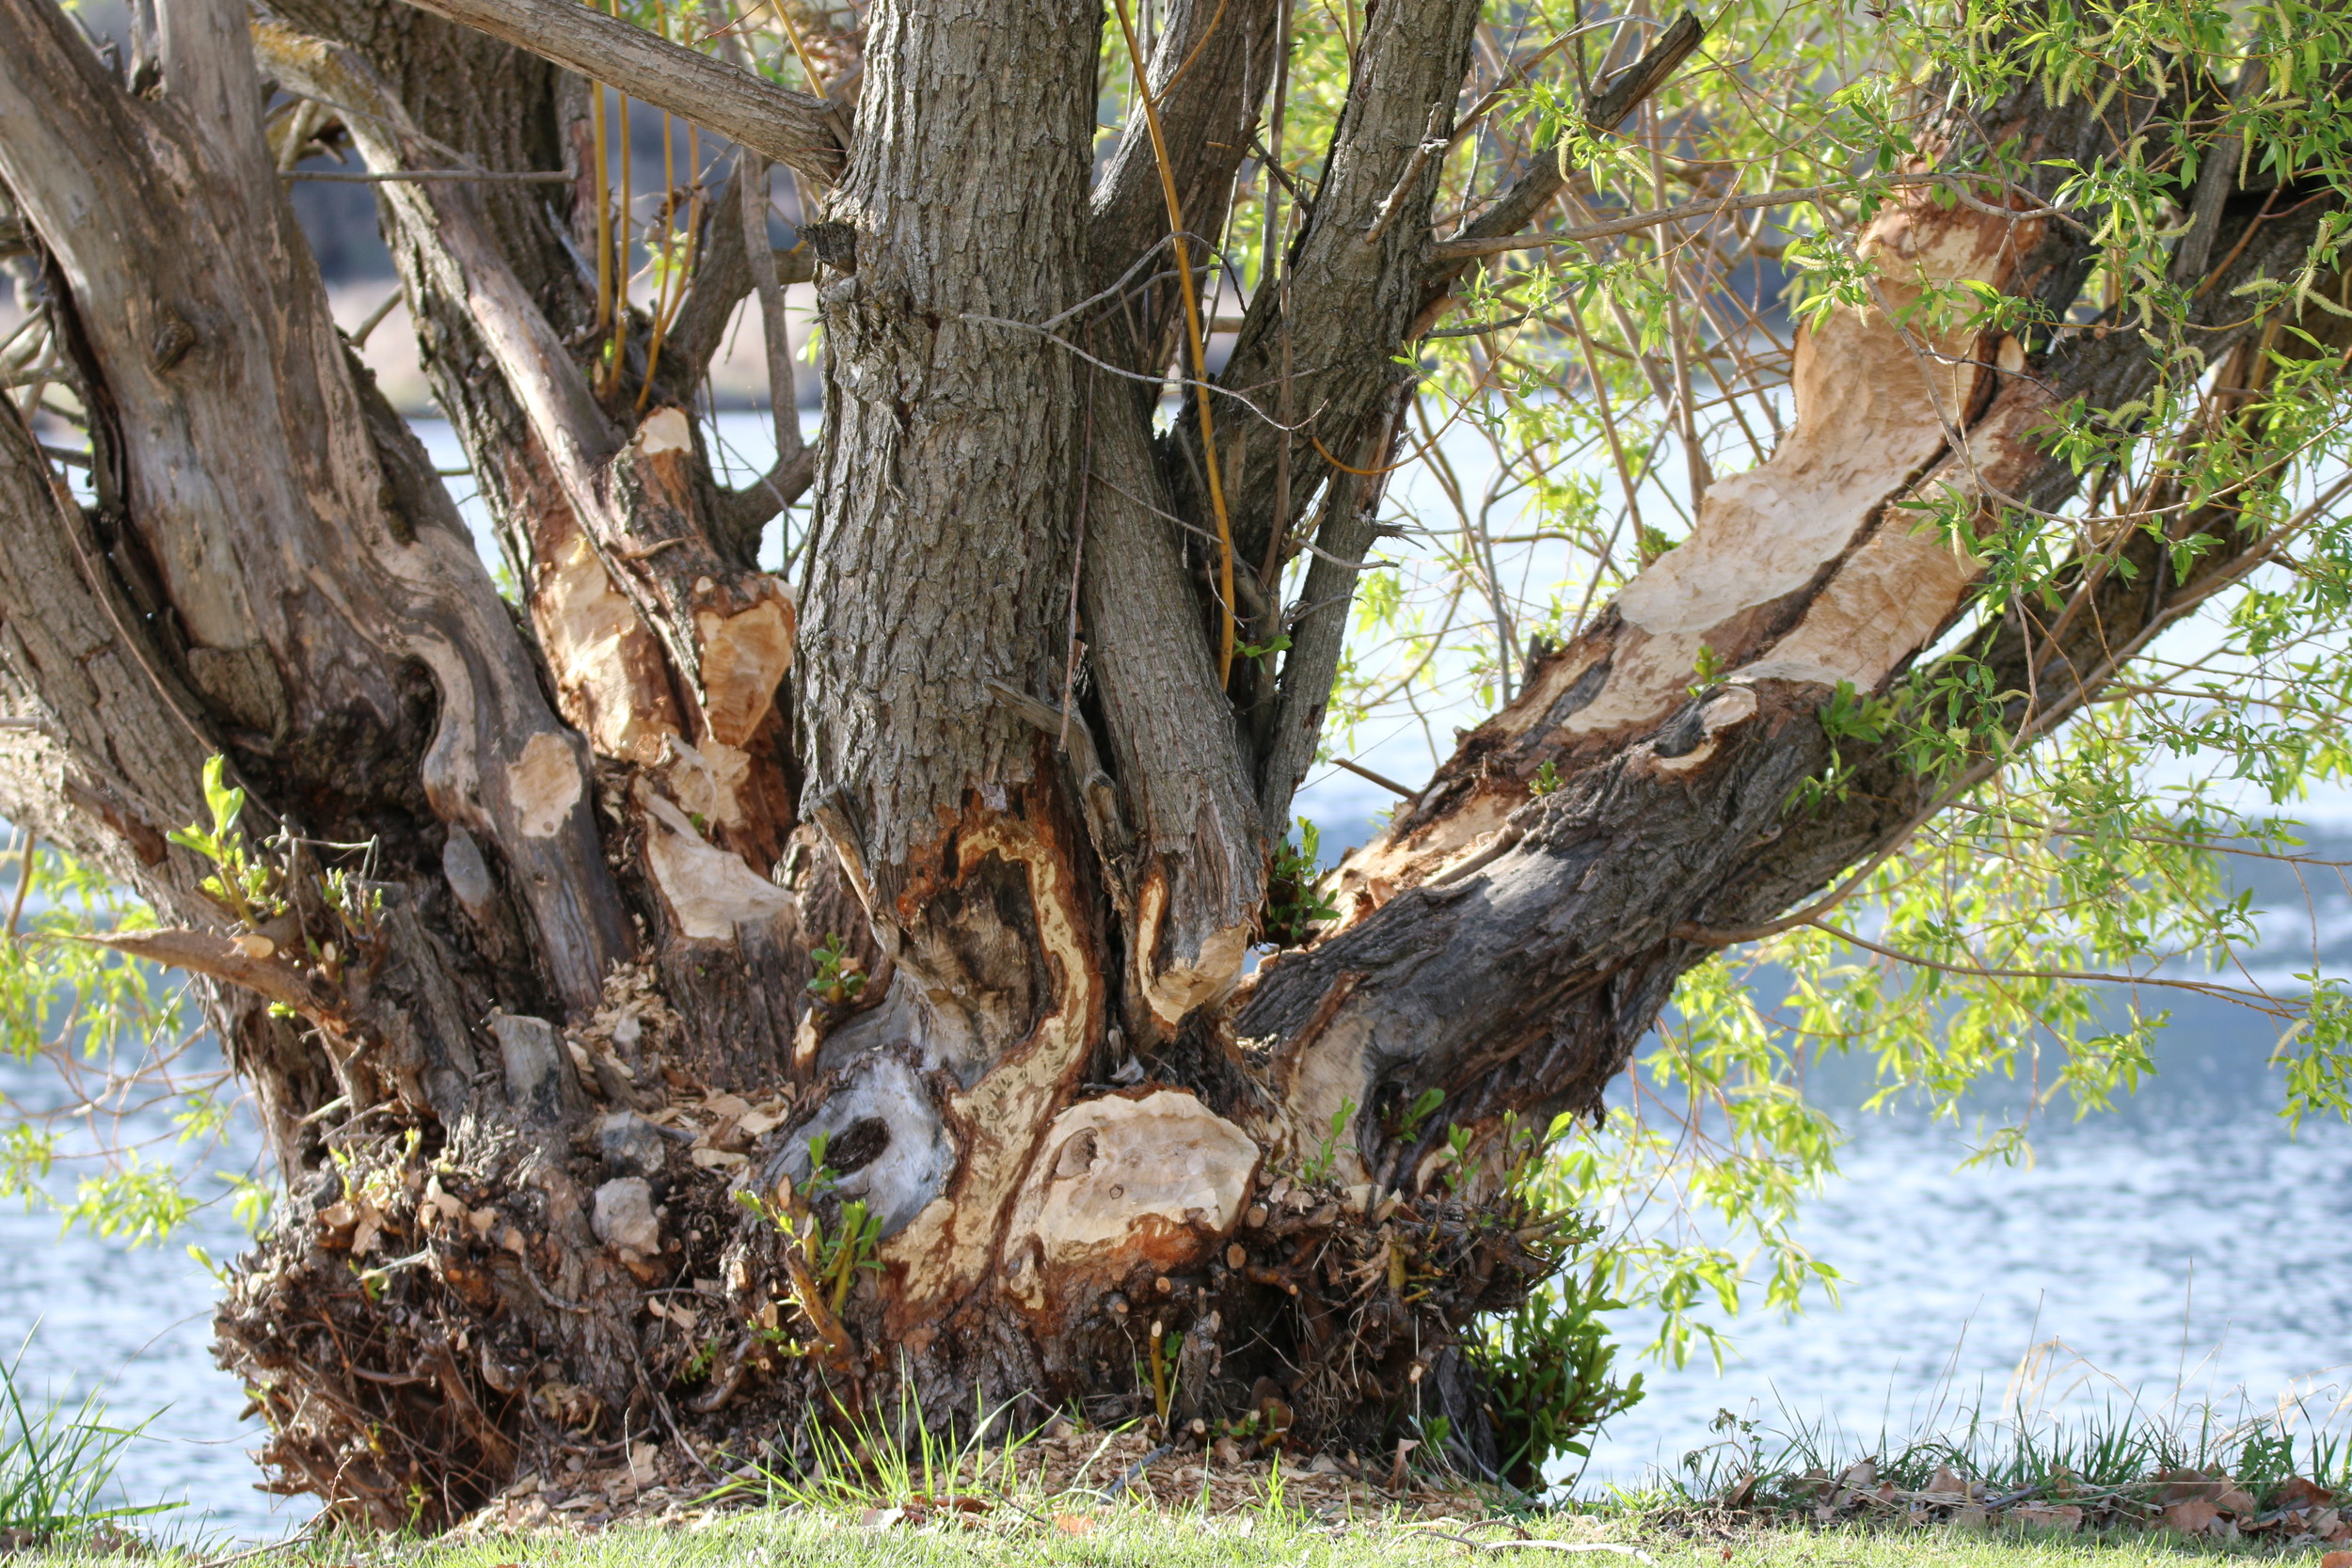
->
xmin=0 ymin=1335 xmax=179 ymax=1544
xmin=5 ymin=1337 xmax=2349 ymax=1566
xmin=4 ymin=1497 xmax=2340 ymax=1568
xmin=1644 ymin=1401 xmax=2352 ymax=1510
xmin=1613 ymin=1352 xmax=2352 ymax=1532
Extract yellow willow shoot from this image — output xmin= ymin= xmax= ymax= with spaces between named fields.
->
xmin=1107 ymin=0 xmax=1237 ymax=685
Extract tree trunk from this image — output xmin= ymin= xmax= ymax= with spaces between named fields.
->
xmin=0 ymin=0 xmax=2332 ymax=1525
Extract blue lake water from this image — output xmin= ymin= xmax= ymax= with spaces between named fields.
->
xmin=1581 ymin=1084 xmax=2352 ymax=1493
xmin=0 ymin=1052 xmax=315 ymax=1542
xmin=1573 ymin=832 xmax=2352 ymax=1490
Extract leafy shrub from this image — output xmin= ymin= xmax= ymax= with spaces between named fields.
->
xmin=1469 ymin=1272 xmax=1645 ymax=1492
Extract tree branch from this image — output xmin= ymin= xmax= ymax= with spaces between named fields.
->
xmin=1256 ymin=391 xmax=1404 ymax=829
xmin=388 ymin=0 xmax=847 ymax=186
xmin=1 ymin=0 xmax=635 ymax=1010
xmin=1179 ymin=0 xmax=1486 ymax=625
xmin=1234 ymin=67 xmax=2298 ymax=1176
xmin=699 ymin=146 xmax=816 ymax=559
xmin=1407 ymin=9 xmax=1700 ymax=332
xmin=1086 ymin=0 xmax=1283 ymax=380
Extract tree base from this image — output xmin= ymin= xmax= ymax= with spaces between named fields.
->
xmin=215 ymin=1071 xmax=1563 ymax=1528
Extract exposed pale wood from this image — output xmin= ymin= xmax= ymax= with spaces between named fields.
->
xmin=0 ymin=0 xmax=630 ymax=1012
xmin=262 ymin=24 xmax=802 ymax=861
xmin=1238 ymin=74 xmax=2326 ymax=1200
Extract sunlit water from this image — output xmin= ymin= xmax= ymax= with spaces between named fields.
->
xmin=0 ymin=1040 xmax=317 ymax=1542
xmin=1579 ymin=1085 xmax=2352 ymax=1493
xmin=4 ymin=417 xmax=2349 ymax=1536
xmin=1573 ymin=834 xmax=2352 ymax=1491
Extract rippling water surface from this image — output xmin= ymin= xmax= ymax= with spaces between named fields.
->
xmin=1576 ymin=837 xmax=2352 ymax=1491
xmin=1581 ymin=1091 xmax=2352 ymax=1491
xmin=0 ymin=1045 xmax=319 ymax=1541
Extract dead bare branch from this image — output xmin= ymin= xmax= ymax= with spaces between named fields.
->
xmin=389 ymin=0 xmax=847 ymax=184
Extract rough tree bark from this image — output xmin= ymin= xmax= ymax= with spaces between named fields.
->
xmin=0 ymin=0 xmax=2333 ymax=1524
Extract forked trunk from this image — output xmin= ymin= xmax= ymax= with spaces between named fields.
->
xmin=0 ymin=0 xmax=2330 ymax=1525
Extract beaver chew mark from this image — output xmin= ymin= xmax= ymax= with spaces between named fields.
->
xmin=828 ymin=1116 xmax=891 ymax=1176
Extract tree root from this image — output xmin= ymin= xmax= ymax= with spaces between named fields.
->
xmin=215 ymin=1054 xmax=1565 ymax=1528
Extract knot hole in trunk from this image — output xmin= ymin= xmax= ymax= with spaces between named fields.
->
xmin=827 ymin=1115 xmax=891 ymax=1175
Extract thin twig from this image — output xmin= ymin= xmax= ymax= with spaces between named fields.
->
xmin=1329 ymin=756 xmax=1418 ymax=798
xmin=962 ymin=313 xmax=1315 ymax=429
xmin=1803 ymin=917 xmax=2290 ymax=1010
xmin=1062 ymin=325 xmax=1096 ymax=752
xmin=348 ymin=288 xmax=403 ymax=348
xmin=1429 ymin=173 xmax=2075 ymax=260
xmin=8 ymin=832 xmax=35 ymax=938
xmin=1484 ymin=1545 xmax=1657 ymax=1564
xmin=1107 ymin=0 xmax=1237 ymax=681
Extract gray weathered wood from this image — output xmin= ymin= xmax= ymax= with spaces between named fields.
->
xmin=390 ymin=0 xmax=847 ymax=184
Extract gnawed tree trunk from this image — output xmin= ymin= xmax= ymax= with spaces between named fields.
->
xmin=0 ymin=0 xmax=2335 ymax=1524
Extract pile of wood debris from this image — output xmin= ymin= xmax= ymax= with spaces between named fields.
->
xmin=1744 ymin=1457 xmax=2352 ymax=1546
xmin=453 ymin=1424 xmax=1502 ymax=1535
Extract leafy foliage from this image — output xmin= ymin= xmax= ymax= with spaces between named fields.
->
xmin=1261 ymin=818 xmax=1341 ymax=948
xmin=0 ymin=839 xmax=220 ymax=1246
xmin=805 ymin=934 xmax=869 ymax=1006
xmin=164 ymin=756 xmax=281 ymax=928
xmin=1277 ymin=0 xmax=2352 ymax=1372
xmin=1468 ymin=1259 xmax=1646 ymax=1491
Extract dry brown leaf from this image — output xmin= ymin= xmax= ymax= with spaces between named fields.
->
xmin=2280 ymin=1478 xmax=2336 ymax=1512
xmin=1926 ymin=1464 xmax=1971 ymax=1500
xmin=422 ymin=1178 xmax=466 ymax=1223
xmin=2164 ymin=1498 xmax=2220 ymax=1535
xmin=2319 ymin=1552 xmax=2352 ymax=1568
xmin=2011 ymin=1505 xmax=2083 ymax=1532
xmin=1051 ymin=1513 xmax=1095 ymax=1537
xmin=627 ymin=1440 xmax=660 ymax=1488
